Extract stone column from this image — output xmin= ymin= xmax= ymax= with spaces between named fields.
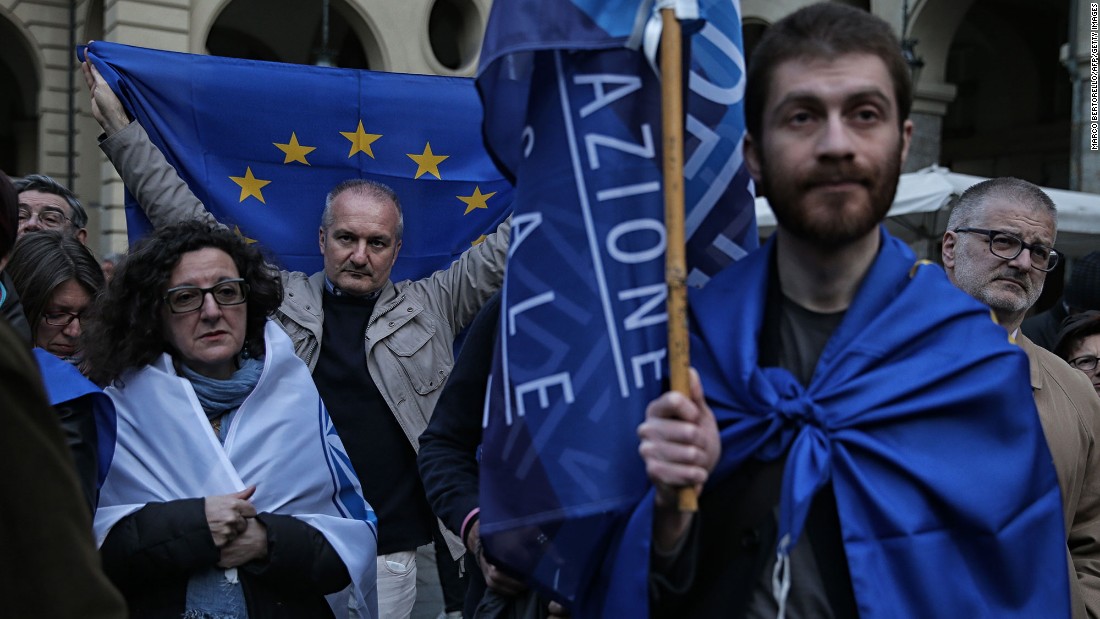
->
xmin=905 ymin=81 xmax=956 ymax=172
xmin=1068 ymin=0 xmax=1100 ymax=193
xmin=91 ymin=0 xmax=192 ymax=253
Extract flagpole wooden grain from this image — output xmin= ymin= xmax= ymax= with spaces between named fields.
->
xmin=659 ymin=7 xmax=697 ymax=513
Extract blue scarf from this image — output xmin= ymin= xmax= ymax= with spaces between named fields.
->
xmin=601 ymin=229 xmax=1069 ymax=618
xmin=180 ymin=357 xmax=264 ymax=421
xmin=33 ymin=348 xmax=117 ymax=488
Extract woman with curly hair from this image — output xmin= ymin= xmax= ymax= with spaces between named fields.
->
xmin=85 ymin=220 xmax=378 ymax=618
xmin=1055 ymin=310 xmax=1100 ymax=398
xmin=7 ymin=230 xmax=109 ymax=509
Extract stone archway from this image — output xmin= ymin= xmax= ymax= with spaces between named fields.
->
xmin=939 ymin=0 xmax=1071 ymax=187
xmin=193 ymin=0 xmax=376 ymax=69
xmin=900 ymin=0 xmax=974 ymax=171
xmin=0 ymin=9 xmax=42 ymax=175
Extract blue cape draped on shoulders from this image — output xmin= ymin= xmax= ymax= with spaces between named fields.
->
xmin=683 ymin=227 xmax=1068 ymax=617
xmin=33 ymin=348 xmax=117 ymax=488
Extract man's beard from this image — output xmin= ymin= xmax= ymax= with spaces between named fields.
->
xmin=759 ymin=140 xmax=903 ymax=249
xmin=953 ymin=259 xmax=1042 ymax=320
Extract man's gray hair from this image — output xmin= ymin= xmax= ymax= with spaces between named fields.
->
xmin=13 ymin=174 xmax=88 ymax=229
xmin=947 ymin=177 xmax=1057 ymax=231
xmin=321 ymin=179 xmax=404 ymax=241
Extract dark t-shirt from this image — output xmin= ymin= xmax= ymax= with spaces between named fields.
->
xmin=651 ymin=257 xmax=861 ymax=618
xmin=313 ymin=290 xmax=434 ymax=555
xmin=749 ymin=287 xmax=852 ymax=619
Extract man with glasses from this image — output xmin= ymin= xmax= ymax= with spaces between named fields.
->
xmin=1 ymin=174 xmax=89 ymax=342
xmin=943 ymin=176 xmax=1100 ymax=617
xmin=14 ymin=174 xmax=89 ymax=243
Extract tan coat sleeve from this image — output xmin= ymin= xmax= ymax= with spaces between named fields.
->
xmin=98 ymin=120 xmax=221 ymax=230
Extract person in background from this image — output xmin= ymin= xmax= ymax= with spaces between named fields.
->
xmin=1055 ymin=310 xmax=1100 ymax=399
xmin=100 ymin=251 xmax=124 ymax=281
xmin=419 ymin=293 xmax=568 ymax=618
xmin=7 ymin=229 xmax=110 ymax=509
xmin=942 ymin=176 xmax=1100 ymax=617
xmin=0 ymin=169 xmax=126 ymax=617
xmin=84 ymin=220 xmax=378 ymax=618
xmin=8 ymin=230 xmax=103 ymax=363
xmin=420 ymin=293 xmax=524 ymax=616
xmin=2 ymin=173 xmax=90 ymax=343
xmin=1023 ymin=251 xmax=1100 ymax=351
xmin=14 ymin=173 xmax=89 ymax=243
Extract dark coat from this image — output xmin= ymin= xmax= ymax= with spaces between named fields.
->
xmin=100 ymin=498 xmax=350 ymax=618
xmin=419 ymin=292 xmax=500 ymax=618
xmin=0 ymin=317 xmax=126 ymax=617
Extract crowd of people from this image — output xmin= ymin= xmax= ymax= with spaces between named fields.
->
xmin=3 ymin=2 xmax=1100 ymax=618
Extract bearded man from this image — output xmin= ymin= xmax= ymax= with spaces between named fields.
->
xmin=635 ymin=4 xmax=1070 ymax=618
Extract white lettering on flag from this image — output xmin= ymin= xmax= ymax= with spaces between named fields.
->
xmin=584 ymin=123 xmax=655 ymax=169
xmin=574 ymin=74 xmax=643 ymax=118
xmin=516 ymin=372 xmax=575 ymax=418
xmin=618 ymin=283 xmax=668 ymax=330
xmin=508 ymin=291 xmax=556 ymax=335
xmin=631 ymin=349 xmax=667 ymax=389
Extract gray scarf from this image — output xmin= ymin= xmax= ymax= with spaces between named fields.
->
xmin=179 ymin=357 xmax=264 ymax=421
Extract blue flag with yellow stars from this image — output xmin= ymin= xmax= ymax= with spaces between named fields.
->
xmin=81 ymin=41 xmax=512 ymax=280
xmin=475 ymin=0 xmax=756 ymax=615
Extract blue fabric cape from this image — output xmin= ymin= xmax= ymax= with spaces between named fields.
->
xmin=33 ymin=348 xmax=117 ymax=488
xmin=699 ymin=229 xmax=1068 ymax=616
xmin=606 ymin=228 xmax=1069 ymax=617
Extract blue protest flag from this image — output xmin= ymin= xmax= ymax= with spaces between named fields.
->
xmin=81 ymin=41 xmax=512 ymax=281
xmin=475 ymin=0 xmax=755 ymax=615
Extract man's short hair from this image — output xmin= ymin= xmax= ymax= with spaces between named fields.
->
xmin=946 ymin=177 xmax=1058 ymax=231
xmin=321 ymin=179 xmax=404 ymax=241
xmin=13 ymin=174 xmax=88 ymax=230
xmin=745 ymin=2 xmax=913 ymax=139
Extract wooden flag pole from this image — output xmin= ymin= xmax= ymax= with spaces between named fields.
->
xmin=659 ymin=6 xmax=697 ymax=513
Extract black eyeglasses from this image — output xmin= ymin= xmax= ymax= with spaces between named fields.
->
xmin=42 ymin=311 xmax=83 ymax=327
xmin=953 ymin=228 xmax=1060 ymax=272
xmin=163 ymin=279 xmax=249 ymax=314
xmin=17 ymin=207 xmax=71 ymax=229
xmin=1070 ymin=355 xmax=1099 ymax=372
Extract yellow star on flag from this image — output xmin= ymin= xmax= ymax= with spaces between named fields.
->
xmin=229 ymin=167 xmax=271 ymax=204
xmin=408 ymin=142 xmax=449 ymax=180
xmin=340 ymin=121 xmax=382 ymax=158
xmin=274 ymin=132 xmax=316 ymax=165
xmin=471 ymin=234 xmax=488 ymax=246
xmin=233 ymin=225 xmax=258 ymax=244
xmin=457 ymin=186 xmax=497 ymax=215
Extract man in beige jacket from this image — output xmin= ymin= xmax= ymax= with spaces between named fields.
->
xmin=943 ymin=176 xmax=1100 ymax=618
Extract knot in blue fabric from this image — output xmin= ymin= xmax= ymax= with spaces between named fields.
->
xmin=774 ymin=392 xmax=825 ymax=429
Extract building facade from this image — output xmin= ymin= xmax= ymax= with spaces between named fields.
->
xmin=0 ymin=0 xmax=1090 ymax=257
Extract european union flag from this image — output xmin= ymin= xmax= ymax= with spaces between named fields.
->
xmin=475 ymin=0 xmax=755 ymax=615
xmin=81 ymin=41 xmax=512 ymax=280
